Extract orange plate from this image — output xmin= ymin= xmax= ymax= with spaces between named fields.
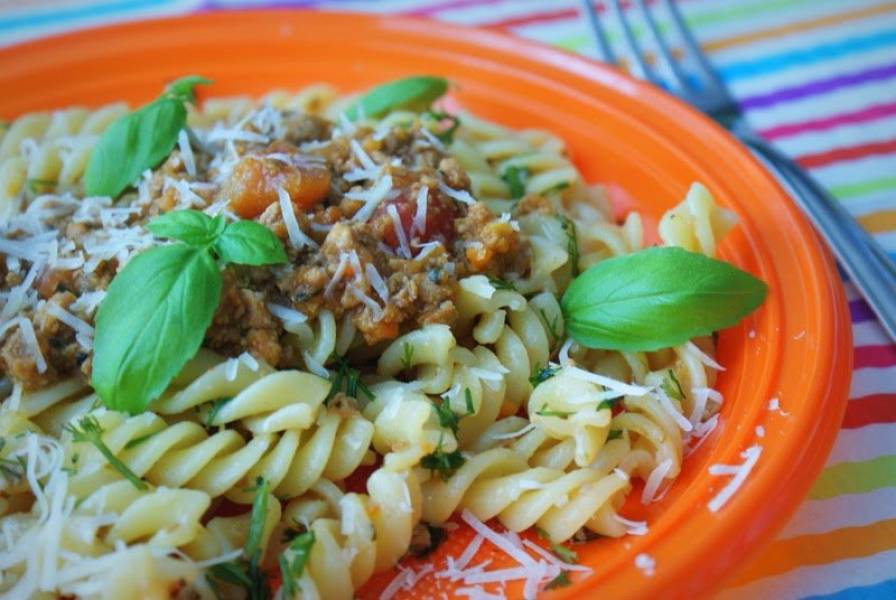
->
xmin=0 ymin=10 xmax=852 ymax=599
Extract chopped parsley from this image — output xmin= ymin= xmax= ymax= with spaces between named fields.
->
xmin=596 ymin=398 xmax=619 ymax=412
xmin=205 ymin=397 xmax=232 ymax=427
xmin=325 ymin=355 xmax=375 ymax=404
xmin=433 ymin=397 xmax=461 ymax=436
xmin=123 ymin=430 xmax=159 ymax=449
xmin=545 ymin=571 xmax=572 ymax=590
xmin=555 ymin=214 xmax=580 ymax=277
xmin=207 ymin=478 xmax=272 ymax=600
xmin=607 ymin=429 xmax=623 ymax=441
xmin=0 ymin=439 xmax=26 ymax=484
xmin=63 ymin=416 xmax=147 ymax=490
xmin=279 ymin=530 xmax=315 ymax=599
xmin=501 ymin=165 xmax=529 ymax=200
xmin=535 ymin=404 xmax=571 ymax=418
xmin=421 ymin=438 xmax=465 ymax=480
xmin=529 ymin=364 xmax=559 ymax=388
xmin=487 ymin=276 xmax=518 ymax=292
xmin=410 ymin=524 xmax=448 ymax=558
xmin=464 ymin=388 xmax=475 ymax=415
xmin=26 ymin=178 xmax=56 ymax=194
xmin=662 ymin=369 xmax=685 ymax=401
xmin=551 ymin=543 xmax=578 ymax=564
xmin=401 ymin=342 xmax=414 ymax=371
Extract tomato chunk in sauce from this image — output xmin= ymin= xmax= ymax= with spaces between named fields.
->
xmin=224 ymin=151 xmax=330 ymax=219
xmin=374 ymin=187 xmax=457 ymax=250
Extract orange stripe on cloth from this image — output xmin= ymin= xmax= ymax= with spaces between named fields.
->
xmin=704 ymin=3 xmax=896 ymax=52
xmin=857 ymin=210 xmax=896 ymax=233
xmin=726 ymin=517 xmax=896 ymax=587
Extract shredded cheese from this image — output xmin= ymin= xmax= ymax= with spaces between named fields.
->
xmin=563 ymin=365 xmax=653 ymax=398
xmin=387 ymin=204 xmax=412 ymax=259
xmin=641 ymin=458 xmax=674 ymax=504
xmin=267 ymin=303 xmax=308 ymax=334
xmin=277 ymin=187 xmax=318 ymax=249
xmin=707 ymin=444 xmax=763 ymax=512
xmin=348 ymin=284 xmax=384 ymax=321
xmin=613 ymin=515 xmax=648 ymax=536
xmin=438 ymin=181 xmax=476 ymax=205
xmin=413 ymin=186 xmax=429 ymax=237
xmin=177 ymin=130 xmax=196 ymax=177
xmin=349 ymin=175 xmax=393 ymax=223
xmin=635 ymin=553 xmax=656 ymax=576
xmin=365 ymin=263 xmax=390 ymax=303
xmin=686 ymin=341 xmax=726 ymax=371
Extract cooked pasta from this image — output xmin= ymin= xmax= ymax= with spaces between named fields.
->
xmin=0 ymin=75 xmax=752 ymax=599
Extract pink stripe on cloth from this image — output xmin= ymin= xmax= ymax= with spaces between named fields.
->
xmin=760 ymin=101 xmax=896 ymax=140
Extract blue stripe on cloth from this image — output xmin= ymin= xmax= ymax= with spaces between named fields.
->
xmin=720 ymin=29 xmax=896 ymax=81
xmin=802 ymin=578 xmax=896 ymax=600
xmin=0 ymin=0 xmax=182 ymax=32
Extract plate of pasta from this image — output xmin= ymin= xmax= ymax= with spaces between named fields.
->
xmin=0 ymin=10 xmax=851 ymax=600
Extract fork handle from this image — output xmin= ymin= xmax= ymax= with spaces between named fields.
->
xmin=738 ymin=132 xmax=896 ymax=342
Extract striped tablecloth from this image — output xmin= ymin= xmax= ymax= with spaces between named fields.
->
xmin=3 ymin=1 xmax=895 ymax=598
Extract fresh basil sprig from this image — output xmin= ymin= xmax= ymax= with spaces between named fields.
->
xmin=561 ymin=247 xmax=767 ymax=352
xmin=92 ymin=210 xmax=286 ymax=414
xmin=84 ymin=75 xmax=211 ymax=198
xmin=345 ymin=75 xmax=448 ymax=121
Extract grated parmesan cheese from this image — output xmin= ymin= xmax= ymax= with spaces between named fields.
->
xmin=267 ymin=302 xmax=308 ymax=334
xmin=348 ymin=284 xmax=384 ymax=321
xmin=349 ymin=175 xmax=393 ymax=223
xmin=438 ymin=182 xmax=476 ymax=205
xmin=177 ymin=130 xmax=196 ymax=177
xmin=413 ymin=186 xmax=428 ymax=237
xmin=686 ymin=341 xmax=726 ymax=371
xmin=563 ymin=365 xmax=653 ymax=398
xmin=365 ymin=263 xmax=390 ymax=303
xmin=277 ymin=187 xmax=318 ymax=249
xmin=707 ymin=444 xmax=763 ymax=512
xmin=641 ymin=458 xmax=674 ymax=504
xmin=635 ymin=553 xmax=656 ymax=576
xmin=613 ymin=515 xmax=648 ymax=536
xmin=387 ymin=204 xmax=412 ymax=259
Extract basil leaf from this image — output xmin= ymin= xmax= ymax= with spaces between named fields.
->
xmin=85 ymin=98 xmax=187 ymax=198
xmin=214 ymin=220 xmax=288 ymax=266
xmin=92 ymin=244 xmax=222 ymax=413
xmin=561 ymin=247 xmax=767 ymax=352
xmin=345 ymin=76 xmax=448 ymax=120
xmin=165 ymin=75 xmax=212 ymax=104
xmin=148 ymin=209 xmax=225 ymax=246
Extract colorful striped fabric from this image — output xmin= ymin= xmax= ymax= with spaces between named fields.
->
xmin=2 ymin=1 xmax=895 ymax=598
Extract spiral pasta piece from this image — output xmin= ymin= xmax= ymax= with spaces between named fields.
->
xmin=276 ymin=469 xmax=422 ymax=600
xmin=659 ymin=182 xmax=738 ymax=258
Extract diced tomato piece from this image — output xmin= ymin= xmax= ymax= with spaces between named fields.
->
xmin=374 ymin=188 xmax=456 ymax=249
xmin=225 ymin=155 xmax=330 ymax=219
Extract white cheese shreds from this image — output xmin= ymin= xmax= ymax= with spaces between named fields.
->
xmin=277 ymin=187 xmax=318 ymax=250
xmin=461 ymin=510 xmax=534 ymax=567
xmin=325 ymin=254 xmax=351 ymax=299
xmin=768 ymin=397 xmax=790 ymax=416
xmin=685 ymin=341 xmax=726 ymax=371
xmin=347 ymin=250 xmax=364 ymax=285
xmin=439 ymin=182 xmax=476 ymax=205
xmin=707 ymin=444 xmax=763 ymax=512
xmin=613 ymin=515 xmax=648 ymax=536
xmin=413 ymin=186 xmax=429 ymax=237
xmin=206 ymin=125 xmax=269 ymax=144
xmin=69 ymin=291 xmax=106 ymax=317
xmin=44 ymin=303 xmax=94 ymax=341
xmin=563 ymin=365 xmax=653 ymax=397
xmin=348 ymin=284 xmax=384 ymax=321
xmin=419 ymin=127 xmax=445 ymax=151
xmin=387 ymin=204 xmax=412 ymax=259
xmin=456 ymin=587 xmax=504 ymax=600
xmin=520 ymin=539 xmax=590 ymax=572
xmin=177 ymin=130 xmax=196 ymax=177
xmin=635 ymin=553 xmax=656 ymax=576
xmin=641 ymin=458 xmax=674 ymax=504
xmin=490 ymin=423 xmax=535 ymax=440
xmin=267 ymin=303 xmax=308 ymax=333
xmin=414 ymin=240 xmax=442 ymax=260
xmin=755 ymin=425 xmax=765 ymax=438
xmin=16 ymin=317 xmax=47 ymax=374
xmin=558 ymin=338 xmax=575 ymax=366
xmin=349 ymin=175 xmax=393 ymax=223
xmin=350 ymin=139 xmax=377 ymax=171
xmin=365 ymin=263 xmax=390 ymax=303
xmin=654 ymin=388 xmax=693 ymax=432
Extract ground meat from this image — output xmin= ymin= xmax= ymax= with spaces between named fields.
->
xmin=457 ymin=203 xmax=527 ymax=275
xmin=0 ymin=328 xmax=58 ymax=390
xmin=205 ymin=272 xmax=283 ymax=367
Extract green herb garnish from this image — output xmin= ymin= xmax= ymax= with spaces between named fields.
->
xmin=123 ymin=430 xmax=159 ymax=449
xmin=535 ymin=405 xmax=571 ymax=418
xmin=662 ymin=369 xmax=685 ymax=401
xmin=536 ymin=308 xmax=562 ymax=348
xmin=561 ymin=247 xmax=767 ymax=352
xmin=205 ymin=397 xmax=232 ymax=427
xmin=545 ymin=571 xmax=572 ymax=589
xmin=64 ymin=416 xmax=146 ymax=489
xmin=421 ymin=438 xmax=465 ymax=480
xmin=85 ymin=75 xmax=211 ymax=198
xmin=345 ymin=76 xmax=449 ymax=121
xmin=401 ymin=342 xmax=414 ymax=371
xmin=596 ymin=398 xmax=618 ymax=412
xmin=464 ymin=388 xmax=475 ymax=415
xmin=555 ymin=214 xmax=580 ymax=277
xmin=279 ymin=530 xmax=315 ymax=599
xmin=501 ymin=165 xmax=529 ymax=200
xmin=551 ymin=543 xmax=578 ymax=564
xmin=433 ymin=397 xmax=461 ymax=436
xmin=607 ymin=429 xmax=623 ymax=441
xmin=0 ymin=440 xmax=26 ymax=484
xmin=325 ymin=355 xmax=375 ymax=405
xmin=92 ymin=210 xmax=286 ymax=414
xmin=487 ymin=276 xmax=518 ymax=292
xmin=26 ymin=178 xmax=55 ymax=194
xmin=529 ymin=364 xmax=559 ymax=388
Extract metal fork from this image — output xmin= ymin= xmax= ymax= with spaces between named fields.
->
xmin=580 ymin=0 xmax=896 ymax=342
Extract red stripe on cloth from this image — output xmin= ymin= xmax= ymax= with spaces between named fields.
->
xmin=796 ymin=139 xmax=896 ymax=168
xmin=480 ymin=0 xmax=658 ymax=29
xmin=842 ymin=393 xmax=896 ymax=429
xmin=760 ymin=101 xmax=896 ymax=140
xmin=854 ymin=344 xmax=896 ymax=369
